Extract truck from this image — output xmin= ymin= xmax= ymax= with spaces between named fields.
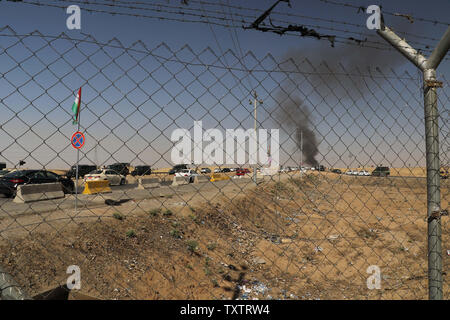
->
xmin=372 ymin=166 xmax=390 ymax=177
xmin=131 ymin=165 xmax=152 ymax=176
xmin=67 ymin=164 xmax=97 ymax=178
xmin=107 ymin=163 xmax=130 ymax=176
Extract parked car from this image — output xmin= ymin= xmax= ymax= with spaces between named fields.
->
xmin=107 ymin=163 xmax=129 ymax=176
xmin=200 ymin=168 xmax=211 ymax=174
xmin=84 ymin=169 xmax=126 ymax=186
xmin=0 ymin=170 xmax=11 ymax=177
xmin=131 ymin=165 xmax=151 ymax=176
xmin=0 ymin=170 xmax=74 ymax=197
xmin=358 ymin=170 xmax=371 ymax=176
xmin=345 ymin=170 xmax=356 ymax=175
xmin=315 ymin=165 xmax=325 ymax=171
xmin=67 ymin=164 xmax=97 ymax=179
xmin=221 ymin=168 xmax=231 ymax=173
xmin=331 ymin=169 xmax=342 ymax=174
xmin=0 ymin=162 xmax=6 ymax=170
xmin=236 ymin=169 xmax=250 ymax=176
xmin=175 ymin=169 xmax=199 ymax=182
xmin=372 ymin=166 xmax=390 ymax=177
xmin=169 ymin=164 xmax=189 ymax=175
xmin=214 ymin=168 xmax=221 ymax=173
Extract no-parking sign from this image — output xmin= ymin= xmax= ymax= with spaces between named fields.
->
xmin=71 ymin=131 xmax=85 ymax=149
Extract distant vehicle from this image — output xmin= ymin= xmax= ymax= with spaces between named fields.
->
xmin=0 ymin=162 xmax=5 ymax=170
xmin=84 ymin=169 xmax=126 ymax=186
xmin=67 ymin=164 xmax=97 ymax=179
xmin=169 ymin=164 xmax=188 ymax=175
xmin=372 ymin=166 xmax=390 ymax=177
xmin=214 ymin=168 xmax=221 ymax=173
xmin=200 ymin=168 xmax=211 ymax=174
xmin=175 ymin=169 xmax=199 ymax=182
xmin=107 ymin=163 xmax=129 ymax=176
xmin=0 ymin=170 xmax=74 ymax=197
xmin=221 ymin=168 xmax=231 ymax=173
xmin=331 ymin=169 xmax=342 ymax=174
xmin=315 ymin=165 xmax=325 ymax=171
xmin=131 ymin=165 xmax=151 ymax=176
xmin=236 ymin=168 xmax=251 ymax=176
xmin=345 ymin=170 xmax=357 ymax=175
xmin=358 ymin=170 xmax=371 ymax=176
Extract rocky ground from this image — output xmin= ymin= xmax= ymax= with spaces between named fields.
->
xmin=0 ymin=172 xmax=448 ymax=299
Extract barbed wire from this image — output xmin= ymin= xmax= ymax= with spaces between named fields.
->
xmin=47 ymin=0 xmax=440 ymax=50
xmin=0 ymin=26 xmax=428 ymax=79
xmin=14 ymin=0 xmax=448 ymax=57
xmin=317 ymin=0 xmax=450 ymax=26
xmin=162 ymin=0 xmax=445 ymax=42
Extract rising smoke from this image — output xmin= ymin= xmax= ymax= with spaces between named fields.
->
xmin=272 ymin=22 xmax=415 ymax=165
xmin=274 ymin=94 xmax=319 ymax=166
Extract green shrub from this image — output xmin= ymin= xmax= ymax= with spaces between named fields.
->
xmin=149 ymin=209 xmax=160 ymax=216
xmin=186 ymin=240 xmax=198 ymax=253
xmin=112 ymin=212 xmax=123 ymax=220
xmin=126 ymin=230 xmax=136 ymax=238
xmin=189 ymin=214 xmax=199 ymax=223
xmin=170 ymin=229 xmax=181 ymax=239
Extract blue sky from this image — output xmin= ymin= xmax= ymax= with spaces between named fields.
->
xmin=0 ymin=0 xmax=449 ymax=169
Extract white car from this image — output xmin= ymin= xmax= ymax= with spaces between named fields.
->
xmin=84 ymin=169 xmax=126 ymax=186
xmin=345 ymin=170 xmax=356 ymax=175
xmin=175 ymin=169 xmax=199 ymax=181
xmin=358 ymin=170 xmax=371 ymax=176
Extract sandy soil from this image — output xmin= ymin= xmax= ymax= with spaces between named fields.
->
xmin=0 ymin=172 xmax=448 ymax=300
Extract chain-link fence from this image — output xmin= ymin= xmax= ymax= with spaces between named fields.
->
xmin=0 ymin=26 xmax=448 ymax=300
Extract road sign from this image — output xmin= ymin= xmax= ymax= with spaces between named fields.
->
xmin=71 ymin=131 xmax=85 ymax=149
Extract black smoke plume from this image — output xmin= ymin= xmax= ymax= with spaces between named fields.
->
xmin=272 ymin=20 xmax=417 ymax=165
xmin=273 ymin=94 xmax=319 ymax=166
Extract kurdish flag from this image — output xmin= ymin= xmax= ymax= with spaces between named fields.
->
xmin=71 ymin=87 xmax=81 ymax=125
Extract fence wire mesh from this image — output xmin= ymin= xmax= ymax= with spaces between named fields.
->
xmin=0 ymin=26 xmax=448 ymax=300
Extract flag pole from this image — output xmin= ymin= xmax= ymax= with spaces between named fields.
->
xmin=74 ymin=89 xmax=81 ymax=216
xmin=75 ymin=121 xmax=80 ymax=215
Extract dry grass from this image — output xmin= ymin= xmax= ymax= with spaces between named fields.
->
xmin=0 ymin=172 xmax=448 ymax=299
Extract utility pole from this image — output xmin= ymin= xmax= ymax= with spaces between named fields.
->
xmin=250 ymin=91 xmax=263 ymax=184
xmin=300 ymin=130 xmax=303 ymax=177
xmin=378 ymin=23 xmax=450 ymax=300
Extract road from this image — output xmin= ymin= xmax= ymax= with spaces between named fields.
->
xmin=0 ymin=177 xmax=256 ymax=219
xmin=0 ymin=172 xmax=432 ymax=221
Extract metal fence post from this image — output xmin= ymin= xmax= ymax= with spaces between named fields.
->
xmin=377 ymin=24 xmax=450 ymax=300
xmin=423 ymin=68 xmax=443 ymax=300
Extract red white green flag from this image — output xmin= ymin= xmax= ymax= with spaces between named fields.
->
xmin=72 ymin=87 xmax=81 ymax=125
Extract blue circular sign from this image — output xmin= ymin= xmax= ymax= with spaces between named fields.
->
xmin=71 ymin=131 xmax=85 ymax=149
